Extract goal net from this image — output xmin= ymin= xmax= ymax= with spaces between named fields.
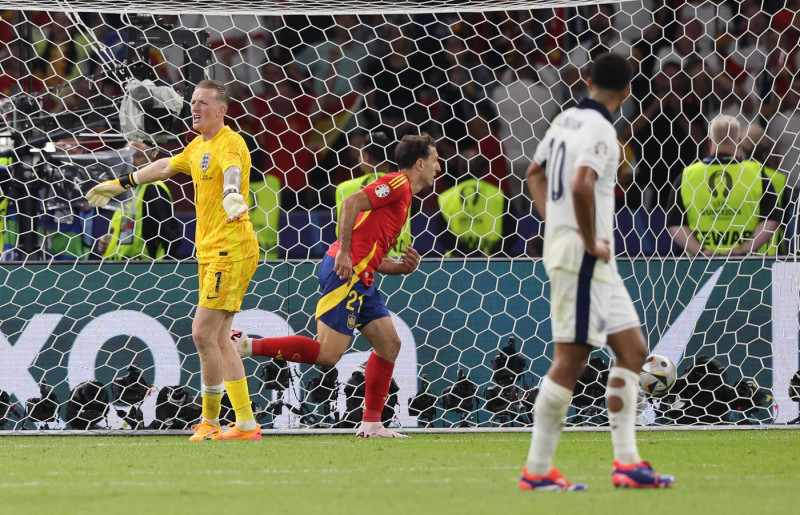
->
xmin=0 ymin=1 xmax=798 ymax=432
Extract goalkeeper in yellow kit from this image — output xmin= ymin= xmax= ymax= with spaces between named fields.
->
xmin=86 ymin=80 xmax=261 ymax=440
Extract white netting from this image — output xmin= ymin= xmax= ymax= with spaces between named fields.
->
xmin=0 ymin=1 xmax=798 ymax=431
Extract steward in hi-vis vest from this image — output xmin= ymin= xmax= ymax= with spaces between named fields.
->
xmin=667 ymin=156 xmax=781 ymax=255
xmin=667 ymin=115 xmax=782 ymax=256
xmin=738 ymin=124 xmax=788 ymax=254
xmin=103 ymin=181 xmax=180 ymax=259
xmin=437 ymin=178 xmax=512 ymax=257
xmin=0 ymin=158 xmax=22 ymax=261
xmin=249 ymin=174 xmax=281 ymax=260
xmin=742 ymin=159 xmax=787 ymax=255
xmin=0 ymin=192 xmax=18 ymax=261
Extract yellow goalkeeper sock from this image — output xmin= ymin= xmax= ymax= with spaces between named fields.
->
xmin=225 ymin=377 xmax=256 ymax=431
xmin=201 ymin=382 xmax=224 ymax=425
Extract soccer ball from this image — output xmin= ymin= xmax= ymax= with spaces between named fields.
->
xmin=639 ymin=354 xmax=677 ymax=397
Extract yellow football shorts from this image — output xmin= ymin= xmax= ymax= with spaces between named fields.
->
xmin=198 ymin=255 xmax=257 ymax=312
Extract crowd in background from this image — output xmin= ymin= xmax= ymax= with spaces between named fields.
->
xmin=1 ymin=1 xmax=799 ymax=259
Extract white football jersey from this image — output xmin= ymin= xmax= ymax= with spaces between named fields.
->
xmin=533 ymin=98 xmax=620 ymax=283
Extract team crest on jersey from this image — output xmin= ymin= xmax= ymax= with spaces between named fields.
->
xmin=594 ymin=141 xmax=608 ymax=158
xmin=200 ymin=153 xmax=211 ymax=171
xmin=375 ymin=184 xmax=390 ymax=198
xmin=347 ymin=312 xmax=357 ymax=330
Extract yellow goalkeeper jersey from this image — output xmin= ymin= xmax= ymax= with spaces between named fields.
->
xmin=170 ymin=125 xmax=258 ymax=264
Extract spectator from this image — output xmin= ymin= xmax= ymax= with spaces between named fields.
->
xmin=101 ymin=142 xmax=182 ymax=260
xmin=616 ymin=0 xmax=658 ymax=47
xmin=755 ymin=27 xmax=794 ymax=123
xmin=527 ymin=6 xmax=581 ymax=70
xmin=631 ymin=0 xmax=681 ymax=80
xmin=484 ymin=20 xmax=571 ymax=107
xmin=677 ymin=0 xmax=735 ymax=57
xmin=335 ymin=131 xmax=411 ymax=258
xmin=437 ymin=102 xmax=515 ymax=257
xmin=0 ymin=10 xmax=29 ymax=97
xmin=428 ymin=34 xmax=492 ymax=149
xmin=287 ymin=16 xmax=373 ymax=200
xmin=567 ymin=4 xmax=633 ymax=73
xmin=683 ymin=57 xmax=736 ymax=126
xmin=30 ymin=11 xmax=91 ymax=112
xmin=563 ymin=4 xmax=643 ymax=112
xmin=290 ymin=14 xmax=372 ymax=98
xmin=451 ymin=100 xmax=509 ymax=196
xmin=82 ymin=13 xmax=125 ymax=101
xmin=766 ymin=74 xmax=800 ymax=189
xmin=31 ymin=11 xmax=89 ymax=84
xmin=723 ymin=4 xmax=770 ymax=97
xmin=739 ymin=123 xmax=788 ymax=255
xmin=654 ymin=18 xmax=721 ymax=73
xmin=666 ymin=115 xmax=781 ymax=256
xmin=626 ymin=60 xmax=699 ymax=209
xmin=479 ymin=13 xmax=532 ymax=76
xmin=362 ymin=28 xmax=429 ymax=133
xmin=740 ymin=123 xmax=781 ymax=171
xmin=176 ymin=14 xmax=267 ymax=93
xmin=705 ymin=73 xmax=754 ymax=131
xmin=85 ymin=13 xmax=126 ymax=70
xmin=491 ymin=53 xmax=559 ymax=214
xmin=246 ymin=62 xmax=320 ymax=210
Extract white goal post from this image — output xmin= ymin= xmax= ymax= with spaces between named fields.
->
xmin=0 ymin=1 xmax=798 ymax=432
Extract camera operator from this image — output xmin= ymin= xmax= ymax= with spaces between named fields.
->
xmin=151 ymin=386 xmax=202 ymax=430
xmin=1 ymin=138 xmax=113 ymax=261
xmin=441 ymin=368 xmax=476 ymax=426
xmin=569 ymin=356 xmax=609 ymax=426
xmin=408 ymin=375 xmax=437 ymax=426
xmin=666 ymin=356 xmax=737 ymax=424
xmin=45 ymin=139 xmax=107 ymax=260
xmin=729 ymin=379 xmax=774 ymax=425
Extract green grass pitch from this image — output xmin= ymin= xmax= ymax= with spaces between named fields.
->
xmin=1 ymin=429 xmax=798 ymax=514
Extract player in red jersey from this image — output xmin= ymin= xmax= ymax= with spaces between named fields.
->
xmin=232 ymin=133 xmax=439 ymax=437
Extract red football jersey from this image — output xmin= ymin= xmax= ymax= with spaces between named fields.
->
xmin=327 ymin=172 xmax=412 ymax=286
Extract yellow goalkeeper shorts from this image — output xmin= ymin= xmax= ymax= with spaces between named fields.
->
xmin=198 ymin=255 xmax=257 ymax=312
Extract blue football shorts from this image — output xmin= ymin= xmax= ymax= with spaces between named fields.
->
xmin=315 ymin=254 xmax=390 ymax=335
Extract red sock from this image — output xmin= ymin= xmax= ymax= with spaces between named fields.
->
xmin=252 ymin=336 xmax=321 ymax=364
xmin=362 ymin=352 xmax=395 ymax=423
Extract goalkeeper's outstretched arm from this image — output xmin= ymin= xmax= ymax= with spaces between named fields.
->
xmin=85 ymin=157 xmax=178 ymax=207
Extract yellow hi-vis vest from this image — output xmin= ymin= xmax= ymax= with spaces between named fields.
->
xmin=249 ymin=175 xmax=281 ymax=260
xmin=438 ymin=179 xmax=505 ymax=256
xmin=0 ymin=157 xmax=11 ymax=249
xmin=335 ymin=172 xmax=412 ymax=258
xmin=103 ymin=181 xmax=172 ymax=260
xmin=0 ymin=196 xmax=6 ymax=244
xmin=680 ymin=158 xmax=769 ymax=254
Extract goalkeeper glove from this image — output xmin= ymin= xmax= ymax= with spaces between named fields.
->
xmin=222 ymin=190 xmax=247 ymax=223
xmin=85 ymin=178 xmax=127 ymax=207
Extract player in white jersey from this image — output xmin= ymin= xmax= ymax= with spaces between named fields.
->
xmin=519 ymin=53 xmax=675 ymax=491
